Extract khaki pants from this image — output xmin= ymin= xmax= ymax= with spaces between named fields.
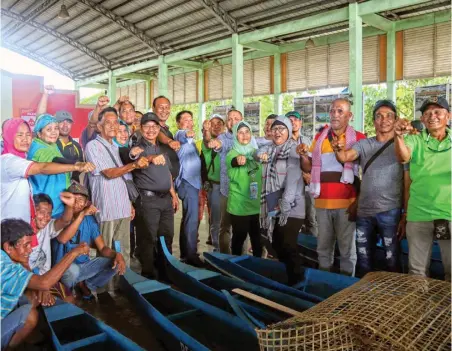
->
xmin=406 ymin=221 xmax=451 ymax=281
xmin=100 ymin=218 xmax=131 ymax=290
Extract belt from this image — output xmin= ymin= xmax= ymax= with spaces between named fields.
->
xmin=139 ymin=190 xmax=170 ymax=198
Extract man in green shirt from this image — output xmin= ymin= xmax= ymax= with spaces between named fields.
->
xmin=394 ymin=96 xmax=451 ymax=281
xmin=201 ymin=114 xmax=225 ymax=251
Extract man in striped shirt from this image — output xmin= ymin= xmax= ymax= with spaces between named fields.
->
xmin=85 ymin=107 xmax=149 ymax=290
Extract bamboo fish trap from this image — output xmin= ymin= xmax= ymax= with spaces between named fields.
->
xmin=256 ymin=272 xmax=451 ymax=350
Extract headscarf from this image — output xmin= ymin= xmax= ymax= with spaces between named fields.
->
xmin=232 ymin=121 xmax=258 ymax=159
xmin=113 ymin=120 xmax=130 ymax=147
xmin=34 ymin=114 xmax=57 ymax=133
xmin=259 ymin=116 xmax=297 ymax=233
xmin=1 ymin=118 xmax=31 ymax=158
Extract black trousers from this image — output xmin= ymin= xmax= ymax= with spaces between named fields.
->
xmin=135 ymin=194 xmax=174 ymax=279
xmin=272 ymin=217 xmax=304 ymax=285
xmin=230 ymin=213 xmax=263 ymax=257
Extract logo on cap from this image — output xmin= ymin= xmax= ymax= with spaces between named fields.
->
xmin=431 ymin=97 xmax=438 ymax=103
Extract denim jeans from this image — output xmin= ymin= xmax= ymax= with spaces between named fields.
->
xmin=356 ymin=208 xmax=401 ymax=276
xmin=1 ymin=300 xmax=32 ymax=348
xmin=61 ymin=257 xmax=117 ymax=292
xmin=207 ymin=183 xmax=221 ymax=251
xmin=177 ymin=180 xmax=200 ymax=260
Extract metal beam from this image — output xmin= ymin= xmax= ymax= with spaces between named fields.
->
xmin=358 ymin=0 xmax=432 ymax=16
xmin=158 ymin=56 xmax=168 ymax=97
xmin=197 ymin=69 xmax=206 ymax=138
xmin=80 ymin=83 xmax=108 ymax=89
xmin=273 ymin=53 xmax=282 ymax=115
xmin=361 ymin=13 xmax=394 ymax=32
xmin=239 ymin=7 xmax=349 ymax=44
xmin=113 ymin=59 xmax=159 ymax=77
xmin=387 ymin=25 xmax=396 ymax=101
xmin=395 ymin=10 xmax=451 ymax=31
xmin=231 ymin=33 xmax=244 ymax=113
xmin=75 ymin=72 xmax=110 ymax=87
xmin=169 ymin=60 xmax=203 ymax=69
xmin=2 ymin=0 xmax=59 ymax=39
xmin=145 ymin=80 xmax=151 ymax=111
xmin=349 ymin=2 xmax=363 ymax=132
xmin=108 ymin=71 xmax=117 ymax=103
xmin=77 ymin=0 xmax=162 ymax=55
xmin=115 ymin=73 xmax=152 ymax=81
xmin=1 ymin=8 xmax=113 ymax=70
xmin=199 ymin=0 xmax=237 ymax=33
xmin=242 ymin=41 xmax=280 ymax=53
xmin=117 ymin=79 xmax=143 ymax=88
xmin=3 ymin=41 xmax=75 ymax=79
xmin=165 ymin=38 xmax=232 ymax=63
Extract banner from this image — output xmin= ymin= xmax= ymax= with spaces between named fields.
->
xmin=20 ymin=108 xmax=37 ymax=131
xmin=294 ymin=97 xmax=314 ymax=140
xmin=414 ymin=84 xmax=450 ymax=120
xmin=244 ymin=102 xmax=260 ymax=136
xmin=212 ymin=105 xmax=232 ymax=118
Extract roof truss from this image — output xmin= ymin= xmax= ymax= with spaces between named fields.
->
xmin=199 ymin=0 xmax=238 ymax=33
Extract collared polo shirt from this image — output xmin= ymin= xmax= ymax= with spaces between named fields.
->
xmin=85 ymin=136 xmax=131 ymax=222
xmin=405 ymin=128 xmax=451 ymax=221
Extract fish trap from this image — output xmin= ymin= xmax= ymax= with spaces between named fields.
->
xmin=257 ymin=272 xmax=451 ymax=350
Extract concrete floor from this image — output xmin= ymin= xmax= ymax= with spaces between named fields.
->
xmin=77 ymin=201 xmax=213 ymax=350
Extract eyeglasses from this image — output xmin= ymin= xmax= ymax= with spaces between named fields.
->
xmin=271 ymin=127 xmax=287 ymax=134
xmin=142 ymin=125 xmax=160 ymax=131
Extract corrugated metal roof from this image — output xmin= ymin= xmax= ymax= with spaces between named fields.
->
xmin=1 ymin=0 xmax=449 ymax=80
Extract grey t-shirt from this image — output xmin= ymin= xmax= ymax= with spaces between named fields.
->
xmin=352 ymin=137 xmax=403 ymax=217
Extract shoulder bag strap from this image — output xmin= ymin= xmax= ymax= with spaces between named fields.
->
xmin=363 ymin=138 xmax=394 ymax=175
xmin=98 ymin=141 xmax=130 ymax=183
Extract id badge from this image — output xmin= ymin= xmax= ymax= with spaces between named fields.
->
xmin=250 ymin=181 xmax=258 ymax=200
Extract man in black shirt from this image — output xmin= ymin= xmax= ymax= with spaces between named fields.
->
xmin=55 ymin=110 xmax=84 ymax=181
xmin=123 ymin=112 xmax=179 ymax=279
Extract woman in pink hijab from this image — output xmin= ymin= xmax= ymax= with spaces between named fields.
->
xmin=1 ymin=118 xmax=95 ymax=225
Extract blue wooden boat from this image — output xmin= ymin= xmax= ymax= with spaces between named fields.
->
xmin=203 ymin=252 xmax=358 ymax=300
xmin=120 ymin=269 xmax=259 ymax=351
xmin=297 ymin=233 xmax=445 ymax=280
xmin=43 ymin=302 xmax=144 ymax=351
xmin=159 ymin=237 xmax=316 ymax=326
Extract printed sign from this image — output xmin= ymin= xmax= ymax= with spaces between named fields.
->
xmin=414 ymin=84 xmax=450 ymax=120
xmin=212 ymin=105 xmax=233 ymax=118
xmin=294 ymin=97 xmax=314 ymax=140
xmin=244 ymin=102 xmax=260 ymax=136
xmin=20 ymin=108 xmax=37 ymax=131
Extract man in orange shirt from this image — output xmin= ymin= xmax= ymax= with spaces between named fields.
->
xmin=298 ymin=99 xmax=365 ymax=276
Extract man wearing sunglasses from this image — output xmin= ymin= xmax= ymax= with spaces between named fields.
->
xmin=332 ymin=100 xmax=405 ymax=276
xmin=394 ymin=96 xmax=451 ymax=281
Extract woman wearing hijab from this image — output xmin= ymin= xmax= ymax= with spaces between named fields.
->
xmin=1 ymin=118 xmax=95 ymax=224
xmin=226 ymin=121 xmax=263 ymax=257
xmin=27 ymin=114 xmax=87 ymax=218
xmin=256 ymin=116 xmax=305 ymax=285
xmin=114 ymin=120 xmax=131 ymax=147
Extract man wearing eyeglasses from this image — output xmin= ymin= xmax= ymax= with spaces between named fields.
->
xmin=297 ymin=99 xmax=366 ymax=276
xmin=331 ymin=100 xmax=405 ymax=277
xmin=394 ymin=96 xmax=451 ymax=281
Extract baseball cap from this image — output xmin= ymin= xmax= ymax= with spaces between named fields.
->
xmin=209 ymin=113 xmax=225 ymax=123
xmin=373 ymin=100 xmax=397 ymax=120
xmin=285 ymin=111 xmax=301 ymax=120
xmin=67 ymin=181 xmax=89 ymax=197
xmin=55 ymin=110 xmax=73 ymax=122
xmin=141 ymin=112 xmax=160 ymax=126
xmin=419 ymin=96 xmax=450 ymax=114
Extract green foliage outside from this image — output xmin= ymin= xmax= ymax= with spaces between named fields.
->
xmin=80 ymin=91 xmax=103 ymax=105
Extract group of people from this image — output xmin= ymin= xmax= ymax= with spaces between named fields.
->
xmin=1 ymin=81 xmax=450 ymax=349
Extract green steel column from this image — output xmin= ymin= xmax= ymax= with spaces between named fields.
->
xmin=386 ymin=26 xmax=396 ymax=101
xmin=348 ymin=3 xmax=363 ymax=132
xmin=158 ymin=55 xmax=168 ymax=97
xmin=145 ymin=79 xmax=151 ymax=111
xmin=232 ymin=33 xmax=244 ymax=113
xmin=273 ymin=53 xmax=282 ymax=115
xmin=198 ymin=69 xmax=206 ymax=139
xmin=107 ymin=70 xmax=116 ymax=104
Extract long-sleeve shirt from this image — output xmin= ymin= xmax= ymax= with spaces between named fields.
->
xmin=174 ymin=130 xmax=201 ymax=190
xmin=215 ymin=131 xmax=234 ymax=197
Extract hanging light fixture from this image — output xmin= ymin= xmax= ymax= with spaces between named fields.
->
xmin=213 ymin=59 xmax=220 ymax=66
xmin=305 ymin=38 xmax=315 ymax=48
xmin=58 ymin=1 xmax=70 ymax=19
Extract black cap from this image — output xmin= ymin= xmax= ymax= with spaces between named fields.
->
xmin=419 ymin=96 xmax=450 ymax=114
xmin=141 ymin=112 xmax=160 ymax=126
xmin=67 ymin=181 xmax=89 ymax=197
xmin=373 ymin=100 xmax=397 ymax=120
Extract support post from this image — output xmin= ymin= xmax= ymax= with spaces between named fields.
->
xmin=107 ymin=70 xmax=116 ymax=104
xmin=273 ymin=53 xmax=282 ymax=115
xmin=386 ymin=25 xmax=396 ymax=101
xmin=198 ymin=69 xmax=206 ymax=139
xmin=348 ymin=3 xmax=363 ymax=132
xmin=158 ymin=55 xmax=168 ymax=97
xmin=145 ymin=79 xmax=151 ymax=111
xmin=231 ymin=33 xmax=244 ymax=113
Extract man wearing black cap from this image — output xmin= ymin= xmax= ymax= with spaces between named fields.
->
xmin=394 ymin=96 xmax=451 ymax=281
xmin=55 ymin=110 xmax=84 ymax=182
xmin=123 ymin=112 xmax=179 ymax=279
xmin=333 ymin=100 xmax=406 ymax=276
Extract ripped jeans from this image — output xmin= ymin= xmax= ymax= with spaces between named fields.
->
xmin=356 ymin=208 xmax=401 ymax=277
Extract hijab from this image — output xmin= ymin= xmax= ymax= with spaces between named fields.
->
xmin=232 ymin=121 xmax=258 ymax=159
xmin=113 ymin=120 xmax=131 ymax=147
xmin=2 ymin=119 xmax=31 ymax=158
xmin=34 ymin=114 xmax=57 ymax=133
